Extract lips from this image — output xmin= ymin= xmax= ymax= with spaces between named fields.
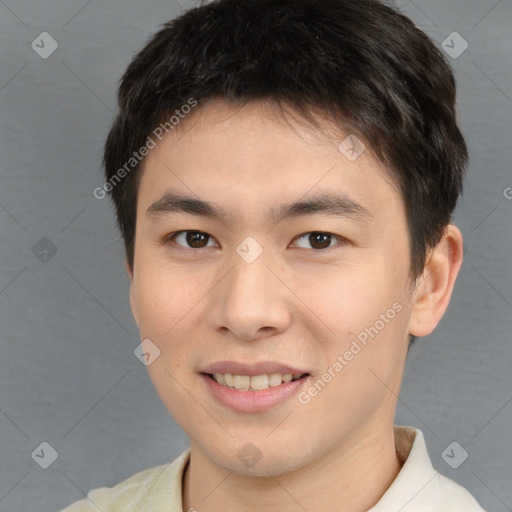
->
xmin=201 ymin=372 xmax=311 ymax=413
xmin=199 ymin=360 xmax=311 ymax=412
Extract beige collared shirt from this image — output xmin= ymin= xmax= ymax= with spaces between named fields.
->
xmin=60 ymin=426 xmax=486 ymax=511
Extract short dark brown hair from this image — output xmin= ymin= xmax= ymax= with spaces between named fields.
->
xmin=103 ymin=0 xmax=467 ymax=285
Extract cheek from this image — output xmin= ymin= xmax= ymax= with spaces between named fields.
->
xmin=132 ymin=267 xmax=206 ymax=425
xmin=133 ymin=263 xmax=205 ymax=338
xmin=302 ymin=302 xmax=408 ymax=434
xmin=311 ymin=260 xmax=409 ymax=375
xmin=303 ymin=261 xmax=393 ymax=334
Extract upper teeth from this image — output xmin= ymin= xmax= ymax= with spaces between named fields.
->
xmin=213 ymin=373 xmax=304 ymax=391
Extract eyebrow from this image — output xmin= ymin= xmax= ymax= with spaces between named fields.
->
xmin=146 ymin=191 xmax=373 ymax=225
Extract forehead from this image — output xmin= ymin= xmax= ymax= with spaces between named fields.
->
xmin=137 ymin=99 xmax=404 ymax=226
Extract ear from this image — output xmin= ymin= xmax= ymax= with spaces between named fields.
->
xmin=408 ymin=224 xmax=464 ymax=337
xmin=125 ymin=259 xmax=139 ymax=327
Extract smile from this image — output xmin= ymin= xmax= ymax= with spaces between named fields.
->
xmin=208 ymin=372 xmax=307 ymax=391
xmin=201 ymin=372 xmax=311 ymax=413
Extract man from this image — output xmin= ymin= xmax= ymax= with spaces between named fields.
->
xmin=63 ymin=0 xmax=486 ymax=510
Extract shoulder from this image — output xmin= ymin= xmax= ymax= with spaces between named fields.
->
xmin=384 ymin=426 xmax=487 ymax=512
xmin=436 ymin=472 xmax=487 ymax=512
xmin=59 ymin=449 xmax=190 ymax=512
xmin=59 ymin=464 xmax=169 ymax=511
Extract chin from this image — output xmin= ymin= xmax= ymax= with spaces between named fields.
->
xmin=202 ymin=439 xmax=310 ymax=478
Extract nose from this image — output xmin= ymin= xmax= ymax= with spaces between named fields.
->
xmin=207 ymin=246 xmax=293 ymax=342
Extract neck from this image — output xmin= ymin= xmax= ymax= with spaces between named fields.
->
xmin=182 ymin=425 xmax=403 ymax=512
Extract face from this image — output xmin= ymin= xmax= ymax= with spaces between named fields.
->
xmin=127 ymin=99 xmax=416 ymax=476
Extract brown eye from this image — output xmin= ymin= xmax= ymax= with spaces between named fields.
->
xmin=292 ymin=231 xmax=343 ymax=250
xmin=168 ymin=231 xmax=217 ymax=249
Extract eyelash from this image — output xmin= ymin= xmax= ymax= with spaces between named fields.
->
xmin=164 ymin=230 xmax=347 ymax=251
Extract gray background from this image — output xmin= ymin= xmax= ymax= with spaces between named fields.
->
xmin=0 ymin=0 xmax=511 ymax=510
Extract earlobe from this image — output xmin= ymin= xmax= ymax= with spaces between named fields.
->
xmin=408 ymin=224 xmax=464 ymax=338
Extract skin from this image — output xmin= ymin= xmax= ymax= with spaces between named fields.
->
xmin=126 ymin=98 xmax=463 ymax=512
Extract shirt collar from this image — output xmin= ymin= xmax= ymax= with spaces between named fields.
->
xmin=368 ymin=426 xmax=440 ymax=511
